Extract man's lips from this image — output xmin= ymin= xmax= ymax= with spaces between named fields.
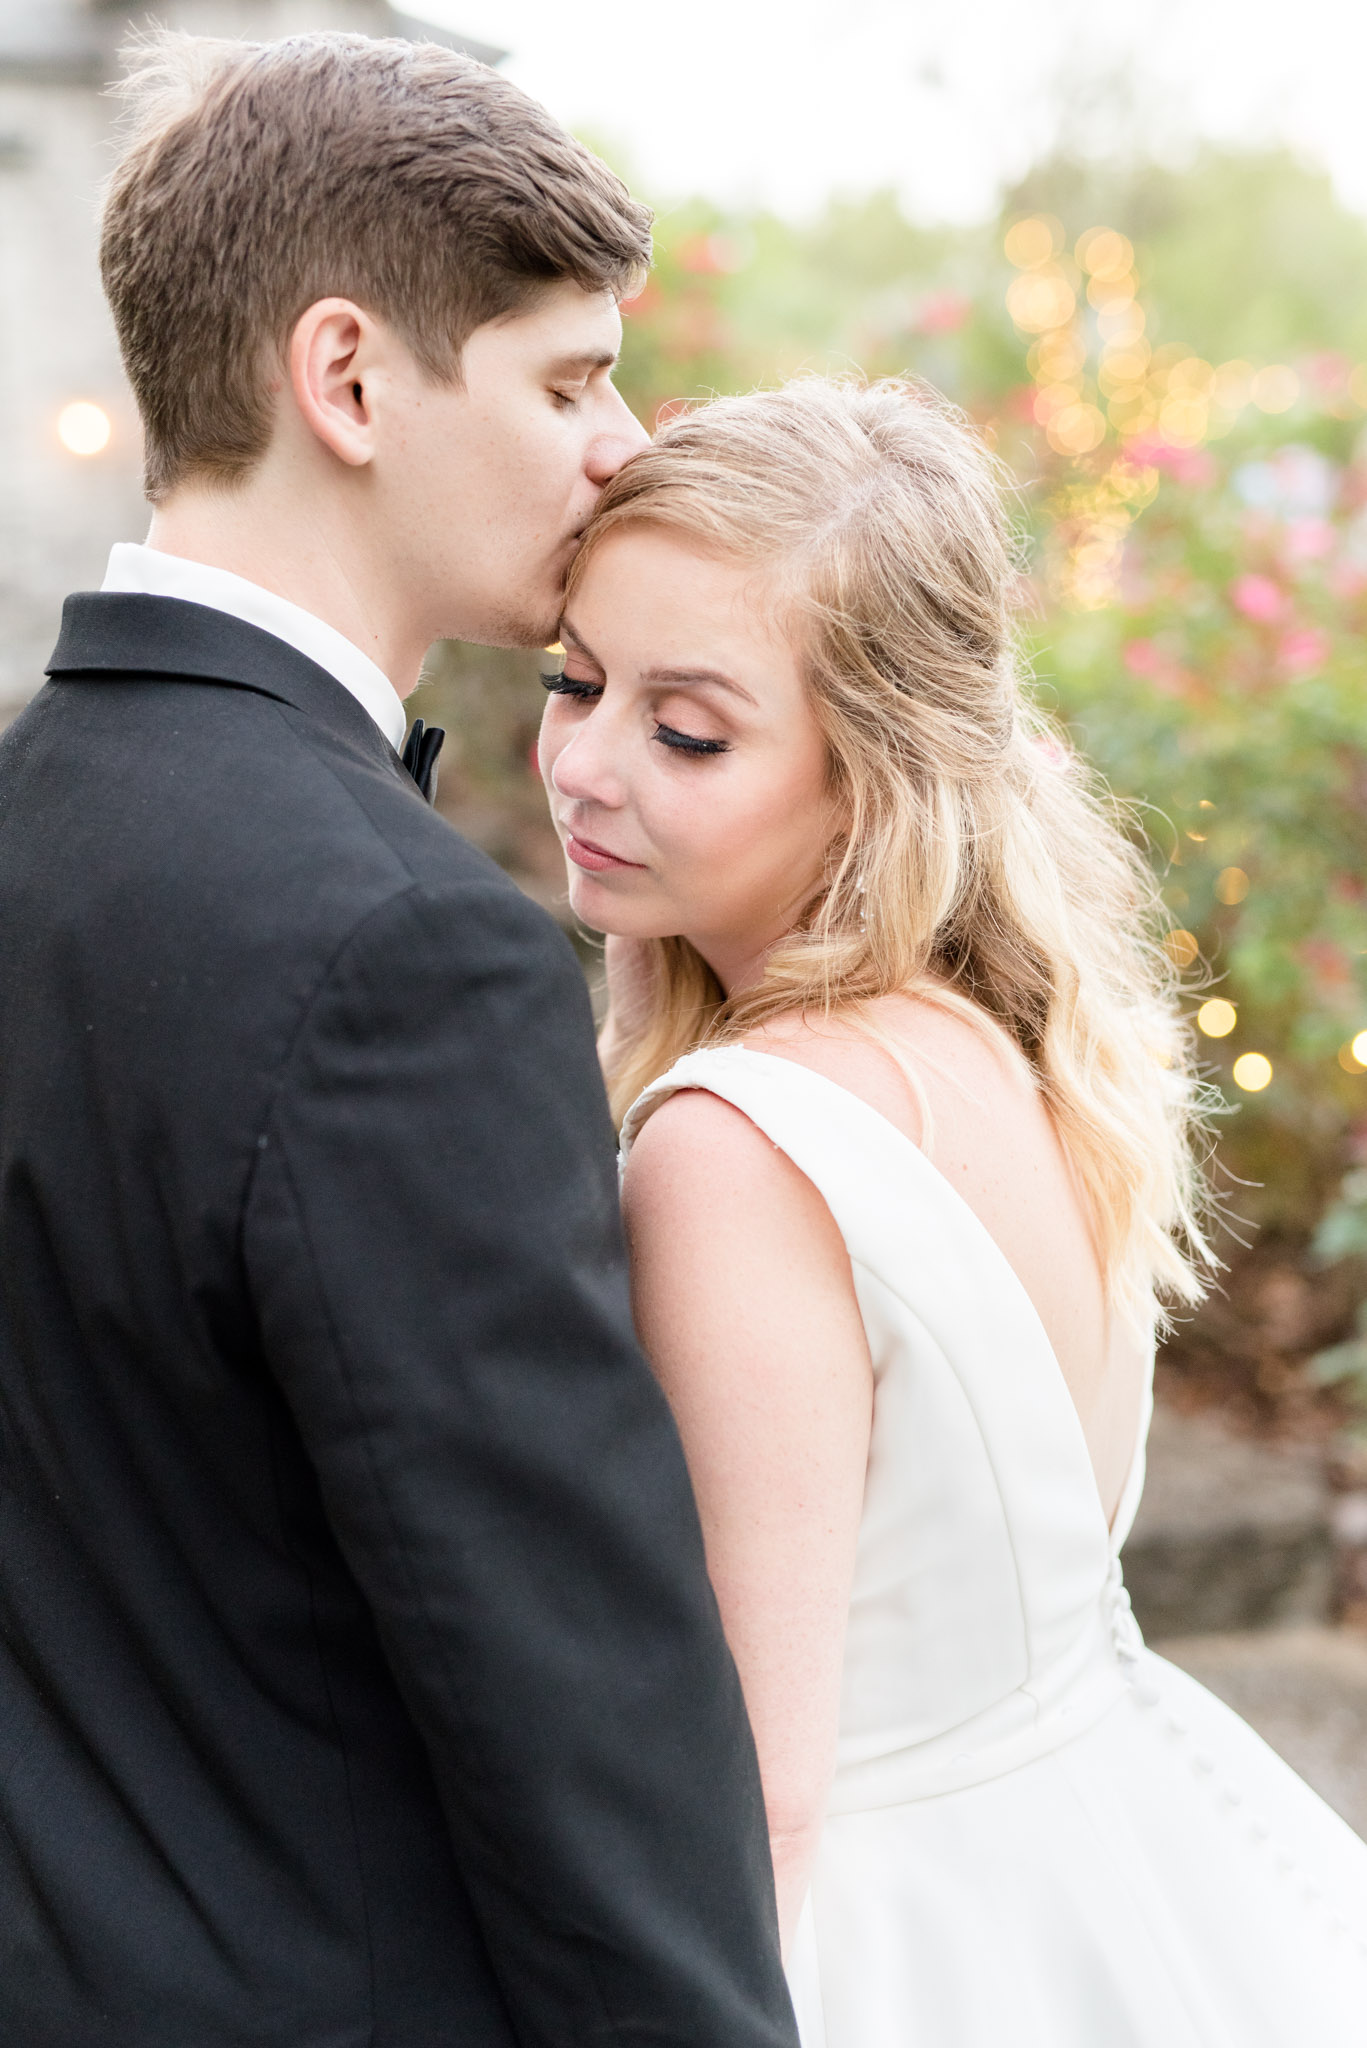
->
xmin=564 ymin=831 xmax=647 ymax=874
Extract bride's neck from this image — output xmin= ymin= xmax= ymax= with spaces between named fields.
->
xmin=690 ymin=925 xmax=788 ymax=1003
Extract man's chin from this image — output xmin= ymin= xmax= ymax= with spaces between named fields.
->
xmin=436 ymin=587 xmax=562 ymax=653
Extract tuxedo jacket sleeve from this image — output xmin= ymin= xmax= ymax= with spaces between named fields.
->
xmin=244 ymin=870 xmax=780 ymax=2042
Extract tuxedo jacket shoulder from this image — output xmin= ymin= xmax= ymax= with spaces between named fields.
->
xmin=0 ymin=595 xmax=796 ymax=2048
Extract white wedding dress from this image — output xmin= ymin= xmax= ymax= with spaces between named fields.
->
xmin=623 ymin=1045 xmax=1367 ymax=2048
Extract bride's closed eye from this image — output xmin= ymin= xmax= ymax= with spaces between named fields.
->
xmin=653 ymin=722 xmax=729 ymax=757
xmin=540 ymin=668 xmax=732 ymax=758
xmin=540 ymin=666 xmax=601 ymax=703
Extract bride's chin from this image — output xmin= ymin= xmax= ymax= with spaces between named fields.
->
xmin=565 ymin=887 xmax=677 ymax=945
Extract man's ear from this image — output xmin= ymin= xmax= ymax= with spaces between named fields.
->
xmin=288 ymin=298 xmax=380 ymax=468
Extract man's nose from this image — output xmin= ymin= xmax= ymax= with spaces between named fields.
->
xmin=585 ymin=385 xmax=651 ymax=486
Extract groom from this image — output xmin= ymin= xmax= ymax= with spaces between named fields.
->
xmin=0 ymin=31 xmax=796 ymax=2048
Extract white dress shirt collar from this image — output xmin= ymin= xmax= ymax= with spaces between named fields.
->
xmin=101 ymin=543 xmax=409 ymax=754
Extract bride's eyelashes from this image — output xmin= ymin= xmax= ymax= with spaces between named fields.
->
xmin=653 ymin=723 xmax=730 ymax=757
xmin=540 ymin=667 xmax=601 ymax=702
xmin=540 ymin=669 xmax=731 ymax=757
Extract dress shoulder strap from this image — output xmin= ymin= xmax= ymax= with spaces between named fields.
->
xmin=623 ymin=1043 xmax=856 ymax=1158
xmin=621 ymin=1043 xmax=956 ymax=1280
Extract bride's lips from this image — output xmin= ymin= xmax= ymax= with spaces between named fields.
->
xmin=564 ymin=831 xmax=646 ymax=874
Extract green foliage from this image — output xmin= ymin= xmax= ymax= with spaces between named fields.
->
xmin=1309 ymin=1311 xmax=1367 ymax=1444
xmin=609 ymin=142 xmax=1367 ymax=1244
xmin=1008 ymin=148 xmax=1367 ymax=368
xmin=1312 ymin=1170 xmax=1367 ymax=1267
xmin=1034 ymin=437 xmax=1367 ymax=1229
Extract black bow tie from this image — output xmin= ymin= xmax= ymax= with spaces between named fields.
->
xmin=401 ymin=718 xmax=445 ymax=805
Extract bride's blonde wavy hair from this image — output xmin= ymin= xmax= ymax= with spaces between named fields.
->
xmin=571 ymin=375 xmax=1211 ymax=1317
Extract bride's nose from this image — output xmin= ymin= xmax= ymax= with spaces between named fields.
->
xmin=549 ymin=713 xmax=629 ymax=810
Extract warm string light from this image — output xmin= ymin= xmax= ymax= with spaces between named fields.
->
xmin=1340 ymin=1032 xmax=1367 ymax=1075
xmin=1000 ymin=220 xmax=1359 ymax=1104
xmin=1198 ymin=999 xmax=1237 ymax=1038
xmin=57 ymin=401 xmax=111 ymax=456
xmin=1002 ymin=214 xmax=1367 ymax=612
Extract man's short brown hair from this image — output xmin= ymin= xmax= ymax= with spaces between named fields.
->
xmin=101 ymin=32 xmax=653 ymax=501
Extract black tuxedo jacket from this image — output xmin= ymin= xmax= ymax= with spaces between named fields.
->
xmin=0 ymin=595 xmax=797 ymax=2048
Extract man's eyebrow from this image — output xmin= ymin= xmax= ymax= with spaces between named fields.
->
xmin=642 ymin=666 xmax=759 ymax=708
xmin=547 ymin=348 xmax=619 ymax=376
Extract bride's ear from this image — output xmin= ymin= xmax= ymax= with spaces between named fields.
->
xmin=287 ymin=298 xmax=380 ymax=469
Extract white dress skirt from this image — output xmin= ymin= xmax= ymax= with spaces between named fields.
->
xmin=622 ymin=1047 xmax=1367 ymax=2048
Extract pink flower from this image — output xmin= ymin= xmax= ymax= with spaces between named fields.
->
xmin=1122 ymin=639 xmax=1190 ymax=697
xmin=1282 ymin=518 xmax=1336 ymax=564
xmin=1230 ymin=573 xmax=1288 ymax=623
xmin=915 ymin=291 xmax=971 ymax=335
xmin=1279 ymin=626 xmax=1331 ymax=676
xmin=1299 ymin=937 xmax=1351 ymax=988
xmin=1123 ymin=436 xmax=1215 ymax=486
xmin=1329 ymin=561 xmax=1367 ymax=600
xmin=1307 ymin=351 xmax=1350 ymax=395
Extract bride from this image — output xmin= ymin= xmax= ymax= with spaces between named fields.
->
xmin=536 ymin=375 xmax=1367 ymax=2045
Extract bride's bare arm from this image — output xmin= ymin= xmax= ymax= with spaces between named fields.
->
xmin=621 ymin=1088 xmax=873 ymax=1956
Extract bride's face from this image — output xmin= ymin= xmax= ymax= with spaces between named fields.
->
xmin=538 ymin=526 xmax=838 ymax=990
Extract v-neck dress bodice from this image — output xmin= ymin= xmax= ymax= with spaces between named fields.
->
xmin=623 ymin=1045 xmax=1367 ymax=2048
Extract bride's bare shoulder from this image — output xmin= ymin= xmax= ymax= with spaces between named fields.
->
xmin=740 ymin=990 xmax=1032 ymax=1143
xmin=620 ymin=1070 xmax=837 ymax=1259
xmin=621 ymin=1083 xmax=847 ymax=1302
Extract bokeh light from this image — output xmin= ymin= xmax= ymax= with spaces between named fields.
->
xmin=1076 ymin=227 xmax=1134 ymax=281
xmin=1159 ymin=396 xmax=1208 ymax=447
xmin=1198 ymin=998 xmax=1238 ymax=1038
xmin=1164 ymin=928 xmax=1200 ymax=968
xmin=1048 ymin=401 xmax=1106 ymax=455
xmin=1354 ymin=1030 xmax=1367 ymax=1066
xmin=1088 ymin=273 xmax=1135 ymax=313
xmin=1232 ymin=1052 xmax=1273 ymax=1092
xmin=1099 ymin=301 xmax=1146 ymax=343
xmin=1216 ymin=866 xmax=1250 ymax=905
xmin=1004 ymin=217 xmax=1059 ymax=269
xmin=1213 ymin=359 xmax=1256 ymax=411
xmin=1169 ymin=357 xmax=1216 ymax=398
xmin=1006 ymin=270 xmax=1076 ymax=333
xmin=1251 ymin=365 xmax=1299 ymax=413
xmin=57 ymin=402 xmax=111 ymax=456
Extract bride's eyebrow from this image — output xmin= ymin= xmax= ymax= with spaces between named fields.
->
xmin=558 ymin=625 xmax=757 ymax=709
xmin=642 ymin=665 xmax=758 ymax=708
xmin=558 ymin=620 xmax=602 ymax=667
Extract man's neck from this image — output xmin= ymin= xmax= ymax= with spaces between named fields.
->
xmin=146 ymin=489 xmax=427 ymax=699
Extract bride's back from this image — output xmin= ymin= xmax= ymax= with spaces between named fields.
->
xmin=745 ymin=993 xmax=1149 ymax=1531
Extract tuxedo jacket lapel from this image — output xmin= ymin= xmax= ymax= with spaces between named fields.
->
xmin=47 ymin=592 xmax=411 ymax=788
